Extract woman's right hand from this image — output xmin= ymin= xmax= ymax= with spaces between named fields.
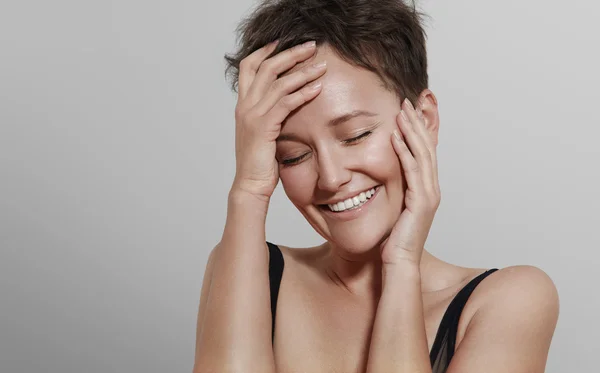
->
xmin=231 ymin=40 xmax=327 ymax=201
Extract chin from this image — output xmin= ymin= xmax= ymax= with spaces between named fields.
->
xmin=298 ymin=187 xmax=401 ymax=259
xmin=324 ymin=223 xmax=392 ymax=260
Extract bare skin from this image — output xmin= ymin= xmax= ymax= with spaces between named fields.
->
xmin=193 ymin=40 xmax=559 ymax=373
xmin=271 ymin=244 xmax=487 ymax=373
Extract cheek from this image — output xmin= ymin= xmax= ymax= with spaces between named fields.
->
xmin=279 ymin=165 xmax=316 ymax=204
xmin=361 ymin=133 xmax=402 ymax=179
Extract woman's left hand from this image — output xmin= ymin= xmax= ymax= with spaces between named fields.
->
xmin=380 ymin=98 xmax=441 ymax=266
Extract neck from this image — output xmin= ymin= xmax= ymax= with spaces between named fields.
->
xmin=321 ymin=243 xmax=440 ymax=299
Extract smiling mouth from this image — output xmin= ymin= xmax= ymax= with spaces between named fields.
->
xmin=320 ymin=186 xmax=381 ymax=212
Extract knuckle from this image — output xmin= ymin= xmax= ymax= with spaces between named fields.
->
xmin=279 ymin=95 xmax=296 ymax=111
xmin=234 ymin=105 xmax=245 ymax=119
xmin=299 ymin=88 xmax=315 ymax=105
xmin=239 ymin=57 xmax=255 ymax=72
xmin=279 ymin=96 xmax=293 ymax=111
xmin=287 ymin=47 xmax=303 ymax=61
xmin=298 ymin=87 xmax=311 ymax=101
xmin=271 ymin=78 xmax=285 ymax=93
xmin=263 ymin=64 xmax=281 ymax=82
xmin=299 ymin=69 xmax=313 ymax=84
xmin=301 ymin=64 xmax=313 ymax=76
xmin=426 ymin=190 xmax=441 ymax=209
xmin=405 ymin=190 xmax=418 ymax=203
xmin=237 ymin=108 xmax=258 ymax=127
xmin=235 ymin=100 xmax=252 ymax=113
xmin=424 ymin=196 xmax=436 ymax=210
xmin=260 ymin=58 xmax=276 ymax=72
xmin=417 ymin=199 xmax=430 ymax=212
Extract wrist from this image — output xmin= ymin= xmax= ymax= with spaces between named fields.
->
xmin=224 ymin=186 xmax=269 ymax=227
xmin=382 ymin=261 xmax=421 ymax=287
xmin=230 ymin=177 xmax=275 ymax=203
xmin=227 ymin=190 xmax=269 ymax=219
xmin=222 ymin=196 xmax=269 ymax=248
xmin=228 ymin=186 xmax=271 ymax=208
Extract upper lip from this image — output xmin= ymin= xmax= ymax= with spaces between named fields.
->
xmin=318 ymin=186 xmax=379 ymax=205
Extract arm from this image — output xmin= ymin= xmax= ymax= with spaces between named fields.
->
xmin=194 ymin=36 xmax=326 ymax=373
xmin=365 ymin=96 xmax=438 ymax=372
xmin=366 ymin=262 xmax=432 ymax=373
xmin=366 ymin=87 xmax=558 ymax=373
xmin=366 ymin=264 xmax=560 ymax=373
xmin=193 ymin=190 xmax=275 ymax=373
xmin=366 ymin=96 xmax=539 ymax=372
xmin=193 ymin=39 xmax=328 ymax=372
xmin=445 ymin=265 xmax=559 ymax=373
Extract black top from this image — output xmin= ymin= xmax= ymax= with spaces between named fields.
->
xmin=267 ymin=242 xmax=498 ymax=373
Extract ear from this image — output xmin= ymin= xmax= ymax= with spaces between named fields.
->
xmin=417 ymin=89 xmax=440 ymax=146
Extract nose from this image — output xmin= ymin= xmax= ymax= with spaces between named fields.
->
xmin=316 ymin=149 xmax=352 ymax=192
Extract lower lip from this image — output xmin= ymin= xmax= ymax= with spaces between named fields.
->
xmin=320 ymin=186 xmax=381 ymax=221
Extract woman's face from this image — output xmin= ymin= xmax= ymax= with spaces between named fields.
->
xmin=276 ymin=45 xmax=428 ymax=257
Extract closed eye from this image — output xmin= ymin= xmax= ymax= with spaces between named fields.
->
xmin=343 ymin=131 xmax=372 ymax=145
xmin=280 ymin=130 xmax=373 ymax=167
xmin=281 ymin=152 xmax=309 ymax=167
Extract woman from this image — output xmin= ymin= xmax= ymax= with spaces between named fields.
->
xmin=194 ymin=1 xmax=559 ymax=372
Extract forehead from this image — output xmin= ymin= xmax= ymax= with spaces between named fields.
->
xmin=282 ymin=45 xmax=398 ymax=129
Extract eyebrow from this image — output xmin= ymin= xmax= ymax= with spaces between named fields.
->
xmin=276 ymin=110 xmax=378 ymax=142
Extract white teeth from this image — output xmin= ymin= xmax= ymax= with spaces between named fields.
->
xmin=327 ymin=186 xmax=378 ymax=212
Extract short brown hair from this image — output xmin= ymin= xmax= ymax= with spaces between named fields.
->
xmin=224 ymin=0 xmax=430 ymax=103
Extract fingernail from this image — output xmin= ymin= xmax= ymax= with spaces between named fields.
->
xmin=308 ymin=81 xmax=322 ymax=90
xmin=311 ymin=61 xmax=327 ymax=70
xmin=417 ymin=107 xmax=423 ymax=118
xmin=393 ymin=130 xmax=402 ymax=141
xmin=404 ymin=98 xmax=414 ymax=110
xmin=400 ymin=109 xmax=408 ymax=121
xmin=302 ymin=40 xmax=316 ymax=48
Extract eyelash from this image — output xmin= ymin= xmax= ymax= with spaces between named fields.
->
xmin=281 ymin=131 xmax=373 ymax=167
xmin=281 ymin=153 xmax=309 ymax=167
xmin=343 ymin=130 xmax=372 ymax=144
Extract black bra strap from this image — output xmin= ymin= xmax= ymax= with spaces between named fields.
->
xmin=267 ymin=242 xmax=284 ymax=343
xmin=429 ymin=268 xmax=499 ymax=364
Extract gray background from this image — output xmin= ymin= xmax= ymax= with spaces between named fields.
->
xmin=1 ymin=0 xmax=598 ymax=372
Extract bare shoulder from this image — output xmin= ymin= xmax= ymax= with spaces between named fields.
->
xmin=447 ymin=266 xmax=560 ymax=372
xmin=472 ymin=265 xmax=560 ymax=313
xmin=456 ymin=265 xmax=560 ymax=350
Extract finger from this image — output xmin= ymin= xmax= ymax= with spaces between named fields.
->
xmin=399 ymin=100 xmax=436 ymax=196
xmin=392 ymin=128 xmax=424 ymax=198
xmin=414 ymin=102 xmax=440 ymax=196
xmin=412 ymin=102 xmax=435 ymax=152
xmin=261 ymin=81 xmax=323 ymax=130
xmin=238 ymin=40 xmax=279 ymax=99
xmin=252 ymin=60 xmax=327 ymax=116
xmin=246 ymin=41 xmax=318 ymax=105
